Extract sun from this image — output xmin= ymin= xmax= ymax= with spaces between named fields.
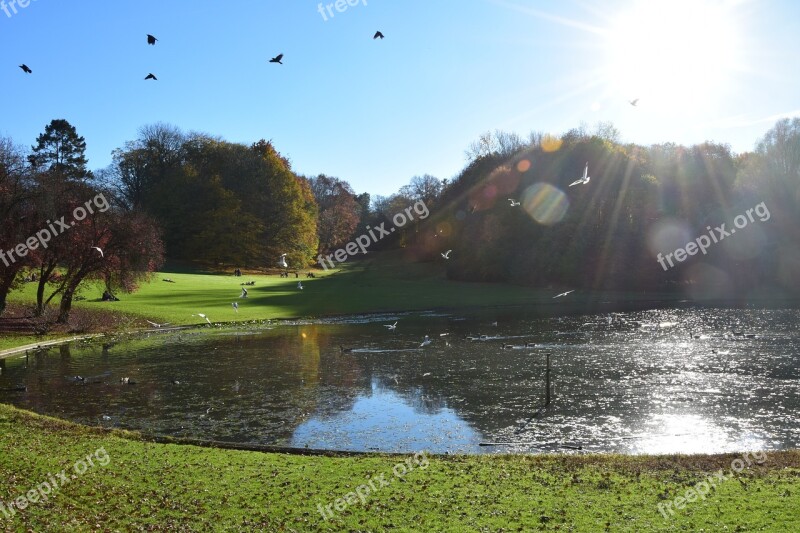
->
xmin=604 ymin=0 xmax=740 ymax=112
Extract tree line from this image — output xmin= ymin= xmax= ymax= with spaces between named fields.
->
xmin=2 ymin=117 xmax=798 ymax=324
xmin=410 ymin=119 xmax=800 ymax=296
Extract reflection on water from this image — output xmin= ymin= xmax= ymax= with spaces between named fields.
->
xmin=1 ymin=307 xmax=798 ymax=454
xmin=291 ymin=379 xmax=481 ymax=453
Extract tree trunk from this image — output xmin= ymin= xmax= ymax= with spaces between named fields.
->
xmin=0 ymin=275 xmax=14 ymax=317
xmin=35 ymin=263 xmax=56 ymax=316
xmin=0 ymin=263 xmax=24 ymax=317
xmin=57 ymin=284 xmax=77 ymax=324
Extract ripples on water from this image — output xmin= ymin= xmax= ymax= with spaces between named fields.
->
xmin=1 ymin=307 xmax=798 ymax=455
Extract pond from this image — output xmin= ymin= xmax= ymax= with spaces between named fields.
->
xmin=1 ymin=307 xmax=798 ymax=455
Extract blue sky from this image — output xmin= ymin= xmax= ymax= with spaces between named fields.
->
xmin=2 ymin=0 xmax=799 ymax=196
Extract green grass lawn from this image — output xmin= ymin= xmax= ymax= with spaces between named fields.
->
xmin=5 ymin=251 xmax=678 ymax=334
xmin=1 ymin=405 xmax=798 ymax=531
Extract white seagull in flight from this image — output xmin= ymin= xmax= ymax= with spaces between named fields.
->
xmin=419 ymin=335 xmax=431 ymax=347
xmin=91 ymin=246 xmax=104 ymax=258
xmin=193 ymin=313 xmax=212 ymax=324
xmin=569 ymin=163 xmax=590 ymax=187
xmin=278 ymin=254 xmax=288 ymax=269
xmin=553 ymin=290 xmax=575 ymax=299
xmin=384 ymin=322 xmax=397 ymax=330
xmin=508 ymin=199 xmax=521 ymax=206
xmin=441 ymin=250 xmax=452 ymax=259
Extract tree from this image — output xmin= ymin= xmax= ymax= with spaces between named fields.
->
xmin=250 ymin=140 xmax=318 ymax=267
xmin=0 ymin=137 xmax=35 ymax=316
xmin=26 ymin=120 xmax=94 ymax=316
xmin=465 ymin=130 xmax=526 ymax=162
xmin=752 ymin=118 xmax=800 ymax=213
xmin=53 ymin=200 xmax=163 ymax=323
xmin=106 ymin=130 xmax=319 ymax=267
xmin=106 ymin=123 xmax=186 ymax=211
xmin=399 ymin=174 xmax=443 ymax=207
xmin=28 ymin=119 xmax=91 ymax=182
xmin=308 ymin=175 xmax=360 ymax=253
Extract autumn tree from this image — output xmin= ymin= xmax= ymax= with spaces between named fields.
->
xmin=51 ymin=191 xmax=163 ymax=323
xmin=0 ymin=137 xmax=35 ymax=315
xmin=308 ymin=175 xmax=361 ymax=253
xmin=26 ymin=120 xmax=94 ymax=315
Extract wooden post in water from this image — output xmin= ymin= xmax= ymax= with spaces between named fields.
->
xmin=545 ymin=352 xmax=552 ymax=407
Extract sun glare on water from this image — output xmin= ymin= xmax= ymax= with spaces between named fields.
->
xmin=604 ymin=0 xmax=741 ymax=113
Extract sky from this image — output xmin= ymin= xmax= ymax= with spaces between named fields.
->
xmin=2 ymin=0 xmax=799 ymax=196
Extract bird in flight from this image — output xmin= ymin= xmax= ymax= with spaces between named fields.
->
xmin=269 ymin=54 xmax=284 ymax=64
xmin=297 ymin=281 xmax=304 ymax=290
xmin=232 ymin=302 xmax=238 ymax=312
xmin=19 ymin=64 xmax=32 ymax=74
xmin=384 ymin=322 xmax=397 ymax=330
xmin=193 ymin=313 xmax=211 ymax=324
xmin=147 ymin=34 xmax=158 ymax=45
xmin=508 ymin=199 xmax=521 ymax=207
xmin=569 ymin=163 xmax=590 ymax=187
xmin=278 ymin=253 xmax=288 ymax=269
xmin=146 ymin=320 xmax=170 ymax=328
xmin=374 ymin=31 xmax=384 ymax=39
xmin=144 ymin=73 xmax=158 ymax=81
xmin=629 ymin=98 xmax=639 ymax=106
xmin=441 ymin=250 xmax=452 ymax=259
xmin=240 ymin=287 xmax=248 ymax=298
xmin=553 ymin=290 xmax=575 ymax=299
xmin=91 ymin=246 xmax=104 ymax=258
xmin=420 ymin=335 xmax=431 ymax=347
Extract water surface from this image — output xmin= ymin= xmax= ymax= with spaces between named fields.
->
xmin=1 ymin=307 xmax=798 ymax=454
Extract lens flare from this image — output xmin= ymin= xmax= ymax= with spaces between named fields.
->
xmin=521 ymin=182 xmax=569 ymax=226
xmin=436 ymin=222 xmax=453 ymax=237
xmin=647 ymin=219 xmax=692 ymax=257
xmin=541 ymin=134 xmax=563 ymax=153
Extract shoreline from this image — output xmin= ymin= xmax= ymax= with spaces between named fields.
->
xmin=1 ymin=295 xmax=798 ymax=358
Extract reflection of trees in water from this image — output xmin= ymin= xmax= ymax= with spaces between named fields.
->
xmin=403 ymin=386 xmax=448 ymax=415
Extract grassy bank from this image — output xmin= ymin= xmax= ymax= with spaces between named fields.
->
xmin=2 ymin=251 xmax=684 ymax=340
xmin=5 ymin=255 xmax=557 ymax=326
xmin=1 ymin=404 xmax=798 ymax=531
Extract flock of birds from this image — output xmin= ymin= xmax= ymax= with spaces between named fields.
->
xmin=18 ymin=31 xmax=387 ymax=80
xmin=340 ymin=319 xmax=546 ymax=353
xmin=333 ymin=314 xmax=763 ymax=359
